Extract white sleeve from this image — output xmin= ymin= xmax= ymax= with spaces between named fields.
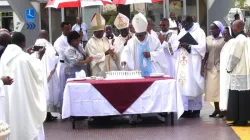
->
xmin=72 ymin=25 xmax=76 ymax=31
xmin=120 ymin=40 xmax=134 ymax=70
xmin=0 ymin=79 xmax=3 ymax=87
xmin=149 ymin=38 xmax=169 ymax=74
xmin=191 ymin=30 xmax=207 ymax=58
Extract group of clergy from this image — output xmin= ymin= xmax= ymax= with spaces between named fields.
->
xmin=82 ymin=13 xmax=250 ymax=126
xmin=0 ymin=11 xmax=250 ymax=140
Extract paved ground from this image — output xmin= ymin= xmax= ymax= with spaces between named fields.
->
xmin=44 ymin=101 xmax=240 ymax=140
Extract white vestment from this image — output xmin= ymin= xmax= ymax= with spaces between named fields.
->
xmin=113 ymin=34 xmax=130 ymax=70
xmin=86 ymin=36 xmax=118 ymax=76
xmin=219 ymin=39 xmax=236 ymax=110
xmin=160 ymin=31 xmax=179 ymax=78
xmin=1 ymin=44 xmax=46 ymax=140
xmin=169 ymin=18 xmax=178 ymax=35
xmin=121 ymin=33 xmax=169 ymax=74
xmin=34 ymin=39 xmax=60 ymax=112
xmin=54 ymin=34 xmax=69 ymax=109
xmin=175 ymin=25 xmax=206 ymax=110
xmin=149 ymin=30 xmax=158 ymax=39
xmin=227 ymin=34 xmax=250 ymax=91
xmin=0 ymin=80 xmax=5 ymax=122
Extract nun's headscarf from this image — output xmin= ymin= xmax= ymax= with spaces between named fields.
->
xmin=213 ymin=21 xmax=224 ymax=34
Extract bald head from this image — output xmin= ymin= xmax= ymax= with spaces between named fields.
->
xmin=39 ymin=30 xmax=49 ymax=41
xmin=0 ymin=31 xmax=11 ymax=47
xmin=147 ymin=18 xmax=153 ymax=32
xmin=232 ymin=20 xmax=245 ymax=34
xmin=170 ymin=12 xmax=176 ymax=20
xmin=76 ymin=17 xmax=81 ymax=24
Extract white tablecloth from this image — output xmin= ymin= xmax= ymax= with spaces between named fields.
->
xmin=62 ymin=79 xmax=184 ymax=119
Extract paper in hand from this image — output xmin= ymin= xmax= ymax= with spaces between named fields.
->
xmin=179 ymin=32 xmax=198 ymax=45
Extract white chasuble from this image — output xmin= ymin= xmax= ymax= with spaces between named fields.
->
xmin=160 ymin=31 xmax=179 ymax=78
xmin=113 ymin=35 xmax=129 ymax=70
xmin=86 ymin=36 xmax=118 ymax=76
xmin=1 ymin=44 xmax=46 ymax=140
xmin=34 ymin=39 xmax=60 ymax=112
xmin=0 ymin=80 xmax=5 ymax=122
xmin=54 ymin=34 xmax=69 ymax=109
xmin=175 ymin=25 xmax=206 ymax=98
xmin=121 ymin=34 xmax=168 ymax=74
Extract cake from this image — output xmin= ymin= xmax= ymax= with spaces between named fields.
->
xmin=105 ymin=71 xmax=143 ymax=80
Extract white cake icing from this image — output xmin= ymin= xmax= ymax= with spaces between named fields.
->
xmin=105 ymin=71 xmax=143 ymax=80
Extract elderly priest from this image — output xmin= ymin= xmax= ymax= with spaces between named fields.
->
xmin=86 ymin=13 xmax=118 ymax=76
xmin=226 ymin=20 xmax=250 ymax=126
xmin=120 ymin=13 xmax=168 ymax=76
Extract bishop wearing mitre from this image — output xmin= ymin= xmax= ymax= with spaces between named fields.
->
xmin=113 ymin=13 xmax=132 ymax=70
xmin=120 ymin=13 xmax=169 ymax=76
xmin=85 ymin=13 xmax=118 ymax=76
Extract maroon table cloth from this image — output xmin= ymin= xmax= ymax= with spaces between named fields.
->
xmin=68 ymin=77 xmax=172 ymax=113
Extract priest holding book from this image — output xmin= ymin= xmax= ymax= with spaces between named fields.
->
xmin=175 ymin=15 xmax=206 ymax=118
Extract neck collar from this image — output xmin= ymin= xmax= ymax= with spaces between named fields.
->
xmin=235 ymin=31 xmax=247 ymax=37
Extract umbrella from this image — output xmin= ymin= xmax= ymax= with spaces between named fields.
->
xmin=112 ymin=0 xmax=162 ymax=5
xmin=46 ymin=0 xmax=112 ymax=8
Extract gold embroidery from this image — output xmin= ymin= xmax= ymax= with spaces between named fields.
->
xmin=165 ymin=32 xmax=172 ymax=42
xmin=168 ymin=43 xmax=174 ymax=55
xmin=178 ymin=50 xmax=188 ymax=87
xmin=135 ymin=17 xmax=139 ymax=24
xmin=117 ymin=15 xmax=127 ymax=29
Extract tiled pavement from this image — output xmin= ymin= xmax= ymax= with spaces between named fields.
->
xmin=44 ymin=101 xmax=240 ymax=140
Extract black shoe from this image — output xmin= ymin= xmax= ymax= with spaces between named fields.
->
xmin=192 ymin=110 xmax=200 ymax=118
xmin=234 ymin=121 xmax=248 ymax=126
xmin=181 ymin=111 xmax=191 ymax=118
xmin=218 ymin=113 xmax=225 ymax=118
xmin=226 ymin=121 xmax=247 ymax=126
xmin=46 ymin=112 xmax=58 ymax=122
xmin=227 ymin=121 xmax=238 ymax=126
xmin=209 ymin=110 xmax=220 ymax=117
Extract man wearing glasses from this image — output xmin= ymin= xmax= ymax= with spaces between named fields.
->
xmin=158 ymin=18 xmax=179 ymax=78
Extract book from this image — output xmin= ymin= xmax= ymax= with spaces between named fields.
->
xmin=179 ymin=32 xmax=198 ymax=45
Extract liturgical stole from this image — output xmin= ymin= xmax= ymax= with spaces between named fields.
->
xmin=138 ymin=42 xmax=152 ymax=76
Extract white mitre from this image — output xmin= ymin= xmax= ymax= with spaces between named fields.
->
xmin=91 ymin=13 xmax=106 ymax=31
xmin=114 ymin=13 xmax=129 ymax=30
xmin=34 ymin=38 xmax=49 ymax=47
xmin=132 ymin=13 xmax=148 ymax=33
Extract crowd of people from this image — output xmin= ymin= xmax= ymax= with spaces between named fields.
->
xmin=0 ymin=11 xmax=249 ymax=140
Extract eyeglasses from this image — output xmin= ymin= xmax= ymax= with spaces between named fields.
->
xmin=160 ymin=24 xmax=166 ymax=27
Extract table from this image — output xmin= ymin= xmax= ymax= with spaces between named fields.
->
xmin=62 ymin=78 xmax=184 ymax=128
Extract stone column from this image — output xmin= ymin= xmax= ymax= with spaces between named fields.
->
xmin=7 ymin=0 xmax=41 ymax=48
